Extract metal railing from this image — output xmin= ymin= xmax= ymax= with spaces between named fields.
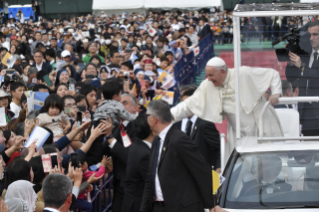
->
xmin=220 ymin=133 xmax=226 ymax=171
xmin=84 ymin=173 xmax=114 ymax=212
xmin=214 ymin=24 xmax=294 ymax=45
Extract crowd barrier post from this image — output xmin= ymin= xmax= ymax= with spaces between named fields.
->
xmin=89 ymin=173 xmax=114 ymax=212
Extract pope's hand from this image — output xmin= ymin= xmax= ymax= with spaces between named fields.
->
xmin=269 ymin=93 xmax=280 ymax=106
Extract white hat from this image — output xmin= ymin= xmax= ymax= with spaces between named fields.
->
xmin=206 ymin=57 xmax=226 ymax=67
xmin=0 ymin=90 xmax=10 ymax=98
xmin=61 ymin=50 xmax=71 ymax=58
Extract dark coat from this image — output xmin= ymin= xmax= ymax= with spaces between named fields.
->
xmin=174 ymin=117 xmax=221 ymax=169
xmin=285 ymin=54 xmax=319 ymax=130
xmin=31 ymin=62 xmax=53 ymax=73
xmin=122 ymin=138 xmax=151 ymax=212
xmin=141 ymin=126 xmax=215 ymax=212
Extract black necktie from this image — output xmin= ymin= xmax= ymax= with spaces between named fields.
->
xmin=314 ymin=52 xmax=318 ymax=62
xmin=288 ymin=104 xmax=293 ymax=109
xmin=186 ymin=118 xmax=193 ymax=137
xmin=150 ymin=136 xmax=161 ymax=200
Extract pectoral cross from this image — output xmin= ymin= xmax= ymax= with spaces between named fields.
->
xmin=220 ymin=110 xmax=227 ymax=121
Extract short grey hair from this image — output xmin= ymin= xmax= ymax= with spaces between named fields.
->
xmin=179 ymin=84 xmax=197 ymax=94
xmin=13 ymin=54 xmax=21 ymax=63
xmin=28 ymin=67 xmax=38 ymax=76
xmin=121 ymin=93 xmax=137 ymax=106
xmin=147 ymin=100 xmax=173 ymax=124
xmin=281 ymin=80 xmax=292 ymax=95
xmin=43 ymin=173 xmax=73 ymax=208
xmin=215 ymin=64 xmax=228 ymax=73
xmin=14 ymin=122 xmax=24 ymax=136
xmin=27 ymin=110 xmax=40 ymax=119
xmin=64 ymin=43 xmax=72 ymax=50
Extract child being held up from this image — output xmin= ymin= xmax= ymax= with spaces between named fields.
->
xmin=93 ymin=80 xmax=138 ymax=125
xmin=36 ymin=94 xmax=71 ymax=137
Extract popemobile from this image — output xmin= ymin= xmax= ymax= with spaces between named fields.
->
xmin=217 ymin=2 xmax=319 ymax=211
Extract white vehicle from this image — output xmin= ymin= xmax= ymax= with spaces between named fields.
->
xmin=217 ymin=3 xmax=319 ymax=211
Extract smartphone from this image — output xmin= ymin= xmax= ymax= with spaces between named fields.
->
xmin=41 ymin=154 xmax=52 ymax=173
xmin=78 ymin=105 xmax=86 ymax=113
xmin=70 ymin=153 xmax=80 ymax=168
xmin=43 ymin=75 xmax=52 ymax=87
xmin=51 ymin=153 xmax=59 ymax=169
xmin=77 ymin=63 xmax=86 ymax=73
xmin=69 ymin=84 xmax=75 ymax=91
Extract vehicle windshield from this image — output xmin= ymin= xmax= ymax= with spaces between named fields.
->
xmin=225 ymin=151 xmax=319 ymax=209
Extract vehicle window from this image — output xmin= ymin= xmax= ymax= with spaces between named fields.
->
xmin=225 ymin=151 xmax=319 ymax=209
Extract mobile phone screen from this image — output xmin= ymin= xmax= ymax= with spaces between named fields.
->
xmin=78 ymin=105 xmax=86 ymax=112
xmin=43 ymin=75 xmax=52 ymax=87
xmin=51 ymin=153 xmax=59 ymax=169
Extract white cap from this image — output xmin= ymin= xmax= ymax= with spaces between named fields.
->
xmin=82 ymin=38 xmax=89 ymax=43
xmin=61 ymin=50 xmax=71 ymax=58
xmin=207 ymin=57 xmax=226 ymax=67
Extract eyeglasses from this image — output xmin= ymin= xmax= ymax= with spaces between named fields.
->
xmin=65 ymin=103 xmax=76 ymax=107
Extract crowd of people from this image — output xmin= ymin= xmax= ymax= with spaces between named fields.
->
xmin=0 ymin=7 xmax=226 ymax=212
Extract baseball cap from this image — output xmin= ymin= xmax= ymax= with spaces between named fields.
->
xmin=61 ymin=50 xmax=71 ymax=58
xmin=50 ymin=37 xmax=57 ymax=41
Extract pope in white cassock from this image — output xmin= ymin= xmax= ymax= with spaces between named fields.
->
xmin=171 ymin=57 xmax=283 ymax=157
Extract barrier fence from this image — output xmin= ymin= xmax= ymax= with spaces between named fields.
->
xmin=215 ymin=24 xmax=292 ymax=45
xmin=173 ymin=33 xmax=215 ymax=104
xmin=74 ymin=173 xmax=113 ymax=212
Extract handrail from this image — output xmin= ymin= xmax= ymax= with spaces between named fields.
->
xmin=220 ymin=133 xmax=226 ymax=171
xmin=258 ymin=97 xmax=319 ymax=141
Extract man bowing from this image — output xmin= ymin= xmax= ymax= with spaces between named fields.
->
xmin=171 ymin=57 xmax=283 ymax=157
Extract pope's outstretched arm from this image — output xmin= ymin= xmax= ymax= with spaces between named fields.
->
xmin=171 ymin=80 xmax=208 ymax=122
xmin=170 ymin=100 xmax=193 ymax=122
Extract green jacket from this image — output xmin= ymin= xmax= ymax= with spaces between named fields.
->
xmin=82 ymin=53 xmax=105 ymax=64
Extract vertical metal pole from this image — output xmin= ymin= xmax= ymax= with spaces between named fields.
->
xmin=233 ymin=16 xmax=241 ymax=139
xmin=220 ymin=133 xmax=226 ymax=171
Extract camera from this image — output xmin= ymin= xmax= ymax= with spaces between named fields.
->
xmin=123 ymin=71 xmax=130 ymax=77
xmin=273 ymin=24 xmax=311 ymax=62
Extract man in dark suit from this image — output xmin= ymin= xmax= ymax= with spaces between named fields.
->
xmin=122 ymin=114 xmax=155 ymax=212
xmin=32 ymin=50 xmax=53 ymax=73
xmin=141 ymin=100 xmax=226 ymax=212
xmin=42 ymin=173 xmax=74 ymax=212
xmin=197 ymin=17 xmax=212 ymax=41
xmin=240 ymin=155 xmax=292 ymax=196
xmin=286 ymin=20 xmax=319 ymax=136
xmin=102 ymin=93 xmax=138 ymax=212
xmin=174 ymin=86 xmax=221 ymax=173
